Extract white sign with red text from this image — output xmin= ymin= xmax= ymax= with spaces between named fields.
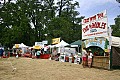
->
xmin=82 ymin=10 xmax=108 ymax=39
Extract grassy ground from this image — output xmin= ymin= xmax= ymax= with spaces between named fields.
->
xmin=0 ymin=57 xmax=120 ymax=80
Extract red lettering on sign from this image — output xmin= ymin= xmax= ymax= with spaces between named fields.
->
xmin=97 ymin=13 xmax=103 ymax=19
xmin=96 ymin=22 xmax=101 ymax=28
xmin=89 ymin=22 xmax=101 ymax=29
xmin=83 ymin=18 xmax=89 ymax=23
xmin=89 ymin=22 xmax=106 ymax=29
xmin=90 ymin=15 xmax=96 ymax=22
xmin=83 ymin=25 xmax=89 ymax=33
xmin=83 ymin=31 xmax=107 ymax=37
xmin=101 ymin=22 xmax=106 ymax=29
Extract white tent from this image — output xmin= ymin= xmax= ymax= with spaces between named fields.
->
xmin=19 ymin=43 xmax=28 ymax=54
xmin=49 ymin=45 xmax=56 ymax=48
xmin=111 ymin=36 xmax=120 ymax=47
xmin=49 ymin=40 xmax=69 ymax=54
xmin=19 ymin=43 xmax=28 ymax=48
xmin=55 ymin=40 xmax=69 ymax=47
xmin=106 ymin=36 xmax=120 ymax=47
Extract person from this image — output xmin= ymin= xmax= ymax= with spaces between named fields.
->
xmin=32 ymin=49 xmax=35 ymax=58
xmin=69 ymin=53 xmax=74 ymax=63
xmin=44 ymin=45 xmax=48 ymax=54
xmin=51 ymin=47 xmax=57 ymax=60
xmin=55 ymin=53 xmax=60 ymax=61
xmin=0 ymin=48 xmax=4 ymax=58
xmin=82 ymin=48 xmax=88 ymax=68
xmin=94 ymin=51 xmax=98 ymax=56
xmin=87 ymin=49 xmax=93 ymax=68
xmin=36 ymin=49 xmax=41 ymax=59
xmin=16 ymin=49 xmax=19 ymax=58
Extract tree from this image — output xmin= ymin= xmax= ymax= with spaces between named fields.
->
xmin=0 ymin=0 xmax=83 ymax=48
xmin=116 ymin=0 xmax=120 ymax=3
xmin=111 ymin=15 xmax=120 ymax=37
xmin=0 ymin=1 xmax=35 ymax=47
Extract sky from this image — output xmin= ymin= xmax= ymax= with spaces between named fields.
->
xmin=0 ymin=0 xmax=119 ymax=26
xmin=76 ymin=0 xmax=120 ymax=26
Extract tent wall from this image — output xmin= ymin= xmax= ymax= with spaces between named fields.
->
xmin=111 ymin=46 xmax=120 ymax=69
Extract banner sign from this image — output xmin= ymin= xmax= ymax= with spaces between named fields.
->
xmin=82 ymin=10 xmax=108 ymax=39
xmin=35 ymin=42 xmax=44 ymax=47
xmin=15 ymin=44 xmax=19 ymax=48
xmin=42 ymin=40 xmax=48 ymax=44
xmin=83 ymin=37 xmax=110 ymax=52
xmin=52 ymin=38 xmax=60 ymax=44
xmin=84 ymin=37 xmax=105 ymax=49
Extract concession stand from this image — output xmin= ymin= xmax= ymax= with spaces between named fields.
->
xmin=82 ymin=10 xmax=112 ymax=69
xmin=34 ymin=41 xmax=50 ymax=59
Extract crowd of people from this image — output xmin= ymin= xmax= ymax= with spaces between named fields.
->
xmin=1 ymin=46 xmax=107 ymax=68
xmin=0 ymin=46 xmax=51 ymax=59
xmin=82 ymin=48 xmax=93 ymax=68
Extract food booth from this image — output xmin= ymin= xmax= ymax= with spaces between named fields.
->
xmin=82 ymin=10 xmax=112 ymax=69
xmin=12 ymin=43 xmax=29 ymax=57
xmin=34 ymin=42 xmax=50 ymax=59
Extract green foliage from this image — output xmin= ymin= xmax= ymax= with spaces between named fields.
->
xmin=111 ymin=15 xmax=120 ymax=37
xmin=0 ymin=0 xmax=82 ymax=48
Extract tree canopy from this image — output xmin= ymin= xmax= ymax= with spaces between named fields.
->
xmin=111 ymin=15 xmax=120 ymax=37
xmin=0 ymin=0 xmax=83 ymax=48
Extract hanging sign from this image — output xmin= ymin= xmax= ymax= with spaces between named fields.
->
xmin=82 ymin=10 xmax=108 ymax=39
xmin=52 ymin=38 xmax=60 ymax=44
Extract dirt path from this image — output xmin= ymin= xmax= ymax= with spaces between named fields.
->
xmin=0 ymin=57 xmax=120 ymax=80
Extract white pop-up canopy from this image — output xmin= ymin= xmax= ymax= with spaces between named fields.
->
xmin=111 ymin=36 xmax=120 ymax=47
xmin=50 ymin=40 xmax=69 ymax=48
xmin=106 ymin=36 xmax=120 ymax=48
xmin=55 ymin=40 xmax=69 ymax=47
xmin=19 ymin=43 xmax=28 ymax=48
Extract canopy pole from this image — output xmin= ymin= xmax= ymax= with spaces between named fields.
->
xmin=78 ymin=46 xmax=79 ymax=53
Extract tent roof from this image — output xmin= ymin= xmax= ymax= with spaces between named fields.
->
xmin=111 ymin=36 xmax=120 ymax=47
xmin=33 ymin=45 xmax=41 ymax=49
xmin=55 ymin=40 xmax=69 ymax=47
xmin=19 ymin=43 xmax=28 ymax=48
xmin=70 ymin=40 xmax=81 ymax=46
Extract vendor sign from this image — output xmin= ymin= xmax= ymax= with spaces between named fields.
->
xmin=42 ymin=40 xmax=48 ymax=44
xmin=15 ymin=44 xmax=19 ymax=48
xmin=83 ymin=37 xmax=109 ymax=51
xmin=82 ymin=10 xmax=108 ymax=39
xmin=35 ymin=42 xmax=44 ymax=47
xmin=52 ymin=38 xmax=60 ymax=44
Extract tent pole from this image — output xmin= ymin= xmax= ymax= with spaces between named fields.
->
xmin=78 ymin=46 xmax=79 ymax=53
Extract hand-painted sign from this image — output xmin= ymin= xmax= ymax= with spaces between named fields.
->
xmin=82 ymin=10 xmax=108 ymax=39
xmin=83 ymin=37 xmax=110 ymax=52
xmin=52 ymin=38 xmax=60 ymax=44
xmin=84 ymin=37 xmax=106 ymax=50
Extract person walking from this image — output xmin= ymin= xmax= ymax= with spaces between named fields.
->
xmin=82 ymin=48 xmax=88 ymax=68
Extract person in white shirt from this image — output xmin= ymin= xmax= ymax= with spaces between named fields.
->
xmin=87 ymin=49 xmax=93 ymax=68
xmin=44 ymin=45 xmax=48 ymax=54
